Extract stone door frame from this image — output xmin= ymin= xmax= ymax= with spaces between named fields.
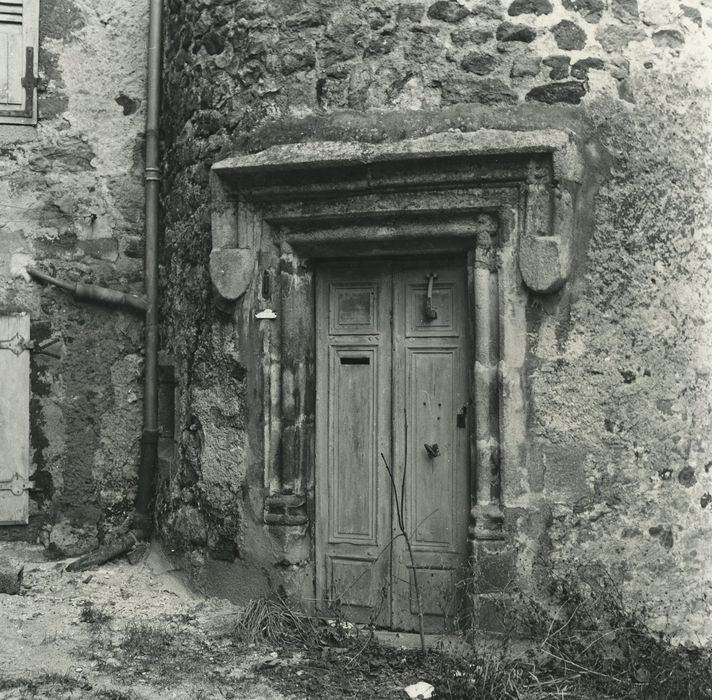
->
xmin=209 ymin=129 xmax=582 ymax=599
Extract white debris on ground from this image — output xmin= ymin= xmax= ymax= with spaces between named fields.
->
xmin=403 ymin=681 xmax=435 ymax=699
xmin=0 ymin=540 xmax=287 ymax=700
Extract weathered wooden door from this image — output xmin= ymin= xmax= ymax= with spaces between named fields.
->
xmin=316 ymin=259 xmax=470 ymax=632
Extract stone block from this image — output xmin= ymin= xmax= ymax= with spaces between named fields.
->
xmin=551 ymin=20 xmax=587 ymax=50
xmin=511 ymin=54 xmax=541 ymax=77
xmin=0 ymin=557 xmax=23 ymax=595
xmin=526 ymin=81 xmax=587 ymax=105
xmin=562 ymin=0 xmax=603 ymax=23
xmin=473 ymin=540 xmax=517 ymax=593
xmin=461 ymin=52 xmax=498 ymax=75
xmin=427 ymin=0 xmax=470 ymax=22
xmin=508 ymin=0 xmax=553 ymax=16
xmin=470 ymin=593 xmax=508 ymax=634
xmin=496 ymin=21 xmax=537 ymax=42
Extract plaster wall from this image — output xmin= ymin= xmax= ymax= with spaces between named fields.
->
xmin=160 ymin=0 xmax=712 ymax=641
xmin=0 ymin=0 xmax=148 ymax=554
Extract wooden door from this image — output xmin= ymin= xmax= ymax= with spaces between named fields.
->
xmin=316 ymin=259 xmax=470 ymax=632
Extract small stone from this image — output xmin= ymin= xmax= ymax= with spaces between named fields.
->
xmin=562 ymin=0 xmax=604 ymax=23
xmin=127 ymin=542 xmax=150 ymax=565
xmin=543 ymin=55 xmax=570 ymax=79
xmin=470 ymin=3 xmax=503 ymax=20
xmin=0 ymin=557 xmax=23 ymax=595
xmin=508 ymin=0 xmax=553 ymax=15
xmin=678 ymin=465 xmax=697 ymax=488
xmin=511 ymin=53 xmax=541 ymax=77
xmin=570 ymin=57 xmax=605 ymax=79
xmin=47 ymin=520 xmax=99 ymax=558
xmin=281 ymin=48 xmax=316 ymax=75
xmin=551 ymin=20 xmax=587 ymax=50
xmin=652 ymin=28 xmax=685 ymax=49
xmin=114 ymin=93 xmax=139 ymax=116
xmin=608 ymin=55 xmax=629 ymax=79
xmin=496 ymin=21 xmax=537 ymax=42
xmin=441 ymin=77 xmax=517 ymax=104
xmin=451 ymin=27 xmax=493 ymax=46
xmin=611 ymin=0 xmax=639 ymax=25
xmin=596 ymin=23 xmax=646 ymax=52
xmin=681 ymin=4 xmax=702 ymax=26
xmin=397 ymin=4 xmax=425 ymax=22
xmin=427 ymin=0 xmax=470 ymax=22
xmin=284 ymin=10 xmax=324 ymax=28
xmin=526 ymin=80 xmax=587 ymax=104
xmin=81 ymin=238 xmax=119 ymax=263
xmin=364 ymin=35 xmax=395 ymax=56
xmin=201 ymin=30 xmax=224 ymax=55
xmin=461 ymin=51 xmax=498 ymax=75
xmin=617 ymin=77 xmax=635 ymax=102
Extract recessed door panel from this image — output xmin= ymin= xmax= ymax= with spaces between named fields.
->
xmin=408 ymin=348 xmax=459 ymax=550
xmin=330 ymin=347 xmax=377 ymax=543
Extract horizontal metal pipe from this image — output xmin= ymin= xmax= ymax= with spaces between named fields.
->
xmin=27 ymin=267 xmax=148 ymax=312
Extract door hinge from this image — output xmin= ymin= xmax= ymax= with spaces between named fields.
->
xmin=0 ymin=474 xmax=34 ymax=497
xmin=0 ymin=47 xmax=39 ymax=119
xmin=0 ymin=332 xmax=32 ymax=356
xmin=0 ymin=333 xmax=61 ymax=358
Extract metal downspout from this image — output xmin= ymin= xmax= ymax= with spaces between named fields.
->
xmin=134 ymin=0 xmax=163 ymax=536
xmin=65 ymin=1 xmax=162 ymax=571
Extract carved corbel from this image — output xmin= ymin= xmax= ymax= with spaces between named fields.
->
xmin=209 ymin=248 xmax=255 ymax=301
xmin=519 ymin=179 xmax=575 ymax=294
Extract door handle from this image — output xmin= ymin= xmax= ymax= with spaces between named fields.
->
xmin=424 ymin=443 xmax=440 ymax=458
xmin=424 ymin=273 xmax=438 ymax=321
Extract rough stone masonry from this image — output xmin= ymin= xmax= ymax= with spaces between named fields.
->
xmin=158 ymin=0 xmax=712 ymax=642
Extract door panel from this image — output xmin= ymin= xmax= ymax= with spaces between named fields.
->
xmin=329 ymin=346 xmax=378 ymax=542
xmin=316 ymin=259 xmax=470 ymax=632
xmin=316 ymin=266 xmax=392 ymax=627
xmin=392 ymin=262 xmax=470 ymax=633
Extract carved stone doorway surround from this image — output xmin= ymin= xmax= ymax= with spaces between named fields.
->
xmin=209 ymin=130 xmax=582 ymax=609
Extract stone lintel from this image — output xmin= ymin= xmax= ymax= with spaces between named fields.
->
xmin=212 ymin=129 xmax=583 ymax=184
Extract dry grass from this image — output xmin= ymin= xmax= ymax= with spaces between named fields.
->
xmin=233 ymin=594 xmax=356 ymax=649
xmin=237 ymin=564 xmax=712 ymax=699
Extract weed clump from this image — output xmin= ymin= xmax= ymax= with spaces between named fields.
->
xmin=120 ymin=621 xmax=172 ymax=657
xmin=496 ymin=562 xmax=712 ymax=700
xmin=233 ymin=594 xmax=356 ymax=649
xmin=79 ymin=600 xmax=112 ymax=625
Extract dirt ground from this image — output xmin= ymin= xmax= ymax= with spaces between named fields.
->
xmin=0 ymin=540 xmax=288 ymax=700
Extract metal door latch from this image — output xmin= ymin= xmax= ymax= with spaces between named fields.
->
xmin=0 ymin=474 xmax=34 ymax=497
xmin=424 ymin=273 xmax=438 ymax=321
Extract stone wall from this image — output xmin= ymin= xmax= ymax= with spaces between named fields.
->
xmin=160 ymin=0 xmax=712 ymax=640
xmin=0 ymin=0 xmax=148 ymax=554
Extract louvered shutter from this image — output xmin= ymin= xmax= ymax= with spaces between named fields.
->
xmin=0 ymin=314 xmax=31 ymax=525
xmin=0 ymin=0 xmax=38 ymax=125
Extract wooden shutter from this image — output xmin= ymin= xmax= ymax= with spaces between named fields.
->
xmin=0 ymin=0 xmax=38 ymax=125
xmin=0 ymin=313 xmax=32 ymax=525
